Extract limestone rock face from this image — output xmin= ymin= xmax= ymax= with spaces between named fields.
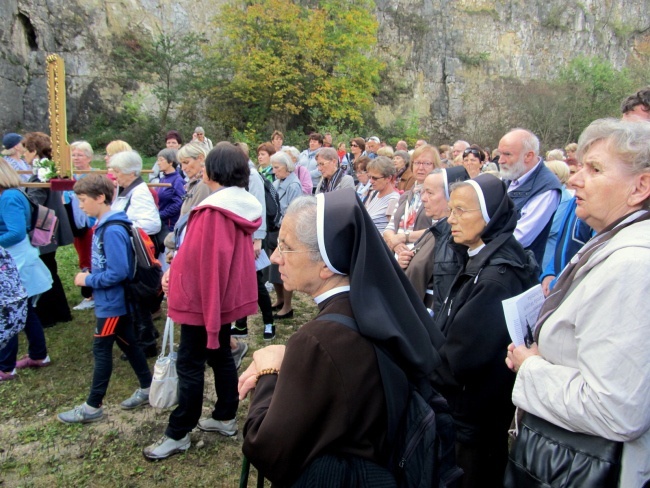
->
xmin=1 ymin=0 xmax=648 ymax=139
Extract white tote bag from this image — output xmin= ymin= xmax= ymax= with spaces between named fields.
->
xmin=149 ymin=317 xmax=179 ymax=408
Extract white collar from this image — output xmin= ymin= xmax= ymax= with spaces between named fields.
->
xmin=467 ymin=243 xmax=486 ymax=256
xmin=314 ymin=285 xmax=351 ymax=304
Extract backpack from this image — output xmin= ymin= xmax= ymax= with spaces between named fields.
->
xmin=319 ymin=313 xmax=463 ymax=488
xmin=262 ymin=177 xmax=282 ymax=233
xmin=21 ymin=191 xmax=58 ymax=247
xmin=102 ymin=221 xmax=164 ymax=310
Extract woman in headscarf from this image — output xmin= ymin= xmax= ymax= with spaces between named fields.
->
xmin=431 ymin=173 xmax=538 ymax=487
xmin=1 ymin=133 xmax=30 ymax=181
xmin=397 ymin=167 xmax=469 ymax=316
xmin=238 ymin=189 xmax=445 ymax=487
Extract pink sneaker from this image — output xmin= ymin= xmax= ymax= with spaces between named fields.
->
xmin=0 ymin=369 xmax=17 ymax=381
xmin=15 ymin=355 xmax=51 ymax=370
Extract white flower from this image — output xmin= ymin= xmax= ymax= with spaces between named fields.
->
xmin=37 ymin=167 xmax=50 ymax=182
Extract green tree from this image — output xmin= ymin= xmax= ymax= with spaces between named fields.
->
xmin=204 ymin=0 xmax=381 ymax=134
xmin=558 ymin=56 xmax=634 ymax=141
xmin=111 ymin=30 xmax=206 ymax=128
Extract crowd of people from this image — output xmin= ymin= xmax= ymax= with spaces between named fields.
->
xmin=0 ymin=85 xmax=649 ymax=487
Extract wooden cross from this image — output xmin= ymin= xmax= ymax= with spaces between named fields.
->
xmin=21 ymin=55 xmax=168 ymax=189
xmin=46 ymin=54 xmax=72 ymax=178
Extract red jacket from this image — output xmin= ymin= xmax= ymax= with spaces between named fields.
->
xmin=167 ymin=187 xmax=262 ymax=349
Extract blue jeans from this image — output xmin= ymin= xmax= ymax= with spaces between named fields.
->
xmin=87 ymin=314 xmax=152 ymax=408
xmin=165 ymin=324 xmax=238 ymax=440
xmin=0 ymin=301 xmax=47 ymax=372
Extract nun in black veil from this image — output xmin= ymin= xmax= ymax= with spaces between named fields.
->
xmin=431 ymin=173 xmax=538 ymax=488
xmin=238 ymin=189 xmax=445 ymax=487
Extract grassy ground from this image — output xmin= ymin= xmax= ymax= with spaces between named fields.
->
xmin=0 ymin=245 xmax=317 ymax=487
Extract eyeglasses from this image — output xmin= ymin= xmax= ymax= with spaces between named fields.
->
xmin=463 ymin=148 xmax=483 ymax=159
xmin=350 ymin=143 xmax=359 ymax=148
xmin=447 ymin=207 xmax=481 ymax=218
xmin=277 ymin=241 xmax=311 ymax=256
xmin=413 ymin=161 xmax=434 ymax=167
xmin=369 ymin=175 xmax=386 ymax=181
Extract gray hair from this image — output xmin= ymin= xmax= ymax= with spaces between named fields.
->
xmin=177 ymin=142 xmax=207 ymax=160
xmin=71 ymin=140 xmax=94 ymax=159
xmin=368 ymin=156 xmax=397 ymax=177
xmin=194 ymin=126 xmax=205 ymax=134
xmin=270 ymin=151 xmax=295 ymax=172
xmin=317 ymin=147 xmax=339 ymax=162
xmin=577 ymin=118 xmax=650 ymax=176
xmin=283 ymin=146 xmax=301 ymax=162
xmin=507 ymin=128 xmax=540 ymax=156
xmin=109 ymin=150 xmax=142 ymax=176
xmin=157 ymin=148 xmax=179 ymax=166
xmin=393 ymin=150 xmax=410 ymax=165
xmin=546 ymin=149 xmax=565 ymax=161
xmin=284 ymin=196 xmax=322 ymax=262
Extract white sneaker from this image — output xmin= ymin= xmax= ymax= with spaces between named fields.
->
xmin=142 ymin=434 xmax=191 ymax=460
xmin=197 ymin=417 xmax=237 ymax=436
xmin=73 ymin=298 xmax=95 ymax=311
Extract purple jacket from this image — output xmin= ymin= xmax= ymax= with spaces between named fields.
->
xmin=157 ymin=170 xmax=186 ymax=231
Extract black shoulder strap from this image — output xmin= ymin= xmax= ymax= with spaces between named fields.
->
xmin=317 ymin=313 xmax=408 ymax=451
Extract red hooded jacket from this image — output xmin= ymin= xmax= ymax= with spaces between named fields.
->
xmin=167 ymin=187 xmax=262 ymax=349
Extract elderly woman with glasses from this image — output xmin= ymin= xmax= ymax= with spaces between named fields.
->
xmin=384 ymin=145 xmax=441 ymax=254
xmin=363 ymin=156 xmax=400 ymax=233
xmin=505 ymin=119 xmax=650 ymax=488
xmin=431 ymin=173 xmax=538 ymax=487
xmin=238 ymin=189 xmax=446 ymax=486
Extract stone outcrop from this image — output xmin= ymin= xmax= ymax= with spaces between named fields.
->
xmin=1 ymin=0 xmax=648 ymax=139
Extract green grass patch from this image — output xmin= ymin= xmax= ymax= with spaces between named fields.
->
xmin=1 ymin=245 xmax=316 ymax=486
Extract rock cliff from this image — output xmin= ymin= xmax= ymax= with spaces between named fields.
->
xmin=1 ymin=0 xmax=648 ymax=140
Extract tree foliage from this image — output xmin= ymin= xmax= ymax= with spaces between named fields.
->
xmin=111 ymin=30 xmax=206 ymax=128
xmin=203 ymin=0 xmax=382 ymax=134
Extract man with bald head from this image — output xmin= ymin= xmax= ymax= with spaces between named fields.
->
xmin=498 ymin=128 xmax=561 ymax=267
xmin=396 ymin=140 xmax=408 ymax=152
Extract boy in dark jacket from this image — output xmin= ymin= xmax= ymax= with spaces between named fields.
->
xmin=58 ymin=174 xmax=152 ymax=424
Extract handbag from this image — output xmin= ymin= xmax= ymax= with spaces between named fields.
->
xmin=149 ymin=317 xmax=178 ymax=409
xmin=504 ymin=411 xmax=623 ymax=488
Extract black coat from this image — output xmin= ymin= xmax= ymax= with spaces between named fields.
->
xmin=431 ymin=234 xmax=538 ymax=444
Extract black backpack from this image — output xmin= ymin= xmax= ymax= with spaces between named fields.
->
xmin=262 ymin=177 xmax=282 ymax=233
xmin=319 ymin=314 xmax=463 ymax=488
xmin=101 ymin=221 xmax=164 ymax=310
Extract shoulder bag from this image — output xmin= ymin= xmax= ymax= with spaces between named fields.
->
xmin=504 ymin=411 xmax=623 ymax=487
xmin=149 ymin=317 xmax=179 ymax=409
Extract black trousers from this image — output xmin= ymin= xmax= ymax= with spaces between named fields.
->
xmin=165 ymin=324 xmax=238 ymax=440
xmin=87 ymin=314 xmax=152 ymax=408
xmin=37 ymin=251 xmax=72 ymax=325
